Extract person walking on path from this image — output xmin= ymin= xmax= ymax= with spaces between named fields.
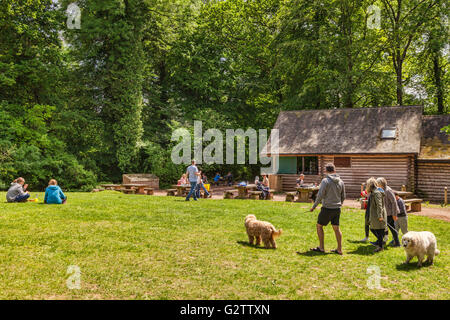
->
xmin=185 ymin=160 xmax=201 ymax=201
xmin=309 ymin=163 xmax=346 ymax=255
xmin=195 ymin=170 xmax=210 ymax=199
xmin=376 ymin=177 xmax=400 ymax=247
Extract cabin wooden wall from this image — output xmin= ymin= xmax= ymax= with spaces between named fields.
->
xmin=416 ymin=160 xmax=450 ymax=202
xmin=276 ymin=154 xmax=413 ymax=198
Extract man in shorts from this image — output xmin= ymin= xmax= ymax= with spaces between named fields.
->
xmin=309 ymin=163 xmax=346 ymax=255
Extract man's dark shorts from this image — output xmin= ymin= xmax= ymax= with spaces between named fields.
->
xmin=317 ymin=207 xmax=341 ymax=226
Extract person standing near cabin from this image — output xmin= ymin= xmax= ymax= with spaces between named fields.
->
xmin=6 ymin=177 xmax=30 ymax=203
xmin=185 ymin=160 xmax=201 ymax=201
xmin=359 ymin=190 xmax=371 ymax=242
xmin=376 ymin=177 xmax=400 ymax=247
xmin=366 ymin=177 xmax=387 ymax=252
xmin=309 ymin=163 xmax=346 ymax=255
xmin=394 ymin=192 xmax=408 ymax=236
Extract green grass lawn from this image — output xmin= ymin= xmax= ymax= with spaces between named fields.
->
xmin=0 ymin=191 xmax=448 ymax=300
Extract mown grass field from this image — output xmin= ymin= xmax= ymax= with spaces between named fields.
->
xmin=0 ymin=191 xmax=448 ymax=300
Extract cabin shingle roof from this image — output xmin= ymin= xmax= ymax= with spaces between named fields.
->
xmin=265 ymin=106 xmax=424 ymax=155
xmin=419 ymin=115 xmax=450 ymax=160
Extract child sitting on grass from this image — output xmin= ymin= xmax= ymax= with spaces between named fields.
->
xmin=6 ymin=177 xmax=30 ymax=202
xmin=44 ymin=179 xmax=67 ymax=204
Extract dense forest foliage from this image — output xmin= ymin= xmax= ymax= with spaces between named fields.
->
xmin=0 ymin=0 xmax=448 ymax=190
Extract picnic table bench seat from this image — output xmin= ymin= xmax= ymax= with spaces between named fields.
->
xmin=120 ymin=188 xmax=136 ymax=194
xmin=143 ymin=187 xmax=154 ymax=195
xmin=404 ymin=198 xmax=423 ymax=212
xmin=285 ymin=192 xmax=296 ymax=202
xmin=166 ymin=189 xmax=177 ymax=196
xmin=249 ymin=190 xmax=262 ymax=200
xmin=224 ymin=189 xmax=238 ymax=199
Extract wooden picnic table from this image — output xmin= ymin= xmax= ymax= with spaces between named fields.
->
xmin=234 ymin=184 xmax=257 ymax=199
xmin=393 ymin=190 xmax=413 ymax=200
xmin=172 ymin=184 xmax=191 ymax=197
xmin=296 ymin=186 xmax=319 ymax=203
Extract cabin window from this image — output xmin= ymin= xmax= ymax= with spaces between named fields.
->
xmin=334 ymin=157 xmax=351 ymax=168
xmin=381 ymin=128 xmax=397 ymax=139
xmin=297 ymin=156 xmax=319 ymax=175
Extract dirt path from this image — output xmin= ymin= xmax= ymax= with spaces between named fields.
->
xmin=153 ymin=189 xmax=450 ymax=223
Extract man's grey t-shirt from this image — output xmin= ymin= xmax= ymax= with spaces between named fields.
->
xmin=186 ymin=165 xmax=198 ymax=182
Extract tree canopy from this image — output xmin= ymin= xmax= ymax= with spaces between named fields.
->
xmin=0 ymin=0 xmax=448 ymax=189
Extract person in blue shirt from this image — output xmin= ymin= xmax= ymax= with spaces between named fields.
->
xmin=44 ymin=179 xmax=67 ymax=204
xmin=213 ymin=172 xmax=222 ymax=186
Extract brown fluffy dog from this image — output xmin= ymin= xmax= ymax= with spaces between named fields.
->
xmin=245 ymin=215 xmax=282 ymax=249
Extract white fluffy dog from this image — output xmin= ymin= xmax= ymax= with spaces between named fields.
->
xmin=402 ymin=231 xmax=440 ymax=267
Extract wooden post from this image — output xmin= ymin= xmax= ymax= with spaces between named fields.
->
xmin=445 ymin=187 xmax=448 ymax=206
xmin=401 ymin=185 xmax=406 ymax=192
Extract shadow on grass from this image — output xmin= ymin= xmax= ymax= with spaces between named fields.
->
xmin=396 ymin=261 xmax=433 ymax=271
xmin=347 ymin=239 xmax=368 ymax=244
xmin=236 ymin=241 xmax=272 ymax=250
xmin=347 ymin=245 xmax=377 ymax=256
xmin=296 ymin=250 xmax=330 ymax=257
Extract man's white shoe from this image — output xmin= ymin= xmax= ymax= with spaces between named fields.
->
xmin=360 ymin=237 xmax=368 ymax=242
xmin=383 ymin=235 xmax=389 ymax=242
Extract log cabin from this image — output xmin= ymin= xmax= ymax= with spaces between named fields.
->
xmin=265 ymin=106 xmax=449 ymax=202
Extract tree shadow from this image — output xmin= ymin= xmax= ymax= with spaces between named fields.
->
xmin=236 ymin=240 xmax=272 ymax=250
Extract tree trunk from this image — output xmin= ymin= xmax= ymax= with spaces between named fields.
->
xmin=432 ymin=53 xmax=444 ymax=114
xmin=396 ymin=56 xmax=403 ymax=106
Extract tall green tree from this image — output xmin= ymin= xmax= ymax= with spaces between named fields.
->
xmin=61 ymin=0 xmax=152 ymax=176
xmin=380 ymin=0 xmax=442 ymax=105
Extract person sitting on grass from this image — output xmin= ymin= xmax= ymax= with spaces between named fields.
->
xmin=44 ymin=179 xmax=67 ymax=204
xmin=6 ymin=177 xmax=30 ymax=203
xmin=394 ymin=192 xmax=408 ymax=237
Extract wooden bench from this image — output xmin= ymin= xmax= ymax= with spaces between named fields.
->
xmin=120 ymin=188 xmax=135 ymax=194
xmin=404 ymin=198 xmax=423 ymax=212
xmin=285 ymin=192 xmax=296 ymax=202
xmin=224 ymin=190 xmax=238 ymax=199
xmin=249 ymin=191 xmax=262 ymax=200
xmin=166 ymin=189 xmax=176 ymax=196
xmin=144 ymin=187 xmax=154 ymax=195
xmin=267 ymin=189 xmax=275 ymax=200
